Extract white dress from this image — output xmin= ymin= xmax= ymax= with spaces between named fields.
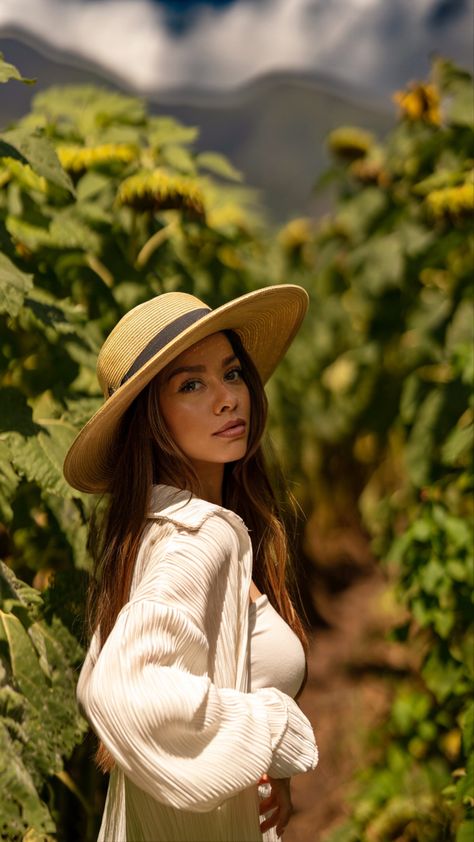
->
xmin=77 ymin=485 xmax=318 ymax=841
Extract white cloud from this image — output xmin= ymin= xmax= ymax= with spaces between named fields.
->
xmin=0 ymin=0 xmax=470 ymax=94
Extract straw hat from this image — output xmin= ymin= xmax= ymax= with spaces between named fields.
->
xmin=63 ymin=284 xmax=309 ymax=493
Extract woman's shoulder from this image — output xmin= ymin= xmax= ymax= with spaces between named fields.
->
xmin=127 ymin=488 xmax=251 ymax=606
xmin=146 ymin=484 xmax=248 ymax=538
xmin=131 ymin=485 xmax=249 ymax=585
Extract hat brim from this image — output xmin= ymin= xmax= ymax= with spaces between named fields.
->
xmin=63 ymin=284 xmax=308 ymax=493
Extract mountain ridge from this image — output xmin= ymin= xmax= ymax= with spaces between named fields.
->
xmin=0 ymin=31 xmax=393 ymax=221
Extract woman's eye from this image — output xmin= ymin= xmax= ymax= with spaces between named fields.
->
xmin=225 ymin=367 xmax=243 ymax=382
xmin=179 ymin=379 xmax=201 ymax=393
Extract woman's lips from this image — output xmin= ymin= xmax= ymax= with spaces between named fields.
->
xmin=213 ymin=419 xmax=247 ymax=438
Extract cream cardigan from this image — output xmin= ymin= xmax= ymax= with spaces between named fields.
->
xmin=77 ymin=485 xmax=318 ymax=842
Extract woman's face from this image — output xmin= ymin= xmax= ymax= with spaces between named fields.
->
xmin=158 ymin=332 xmax=251 ymax=475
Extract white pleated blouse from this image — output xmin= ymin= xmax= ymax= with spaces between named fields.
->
xmin=77 ymin=485 xmax=318 ymax=842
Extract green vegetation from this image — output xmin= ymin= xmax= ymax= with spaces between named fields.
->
xmin=0 ymin=58 xmax=270 ymax=839
xmin=0 ymin=51 xmax=472 ymax=840
xmin=276 ymin=60 xmax=473 ymax=841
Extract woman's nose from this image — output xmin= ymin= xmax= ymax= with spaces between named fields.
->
xmin=213 ymin=383 xmax=237 ymax=413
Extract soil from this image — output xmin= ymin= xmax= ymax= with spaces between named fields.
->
xmin=285 ymin=554 xmax=407 ymax=842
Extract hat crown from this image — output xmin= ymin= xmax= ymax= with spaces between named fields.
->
xmin=97 ymin=292 xmax=209 ymax=397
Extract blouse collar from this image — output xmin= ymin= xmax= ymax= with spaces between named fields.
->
xmin=147 ymin=484 xmax=247 ymax=532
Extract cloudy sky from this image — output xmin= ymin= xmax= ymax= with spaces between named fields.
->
xmin=0 ymin=0 xmax=471 ymax=97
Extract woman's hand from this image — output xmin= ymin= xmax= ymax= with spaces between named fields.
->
xmin=258 ymin=774 xmax=293 ymax=837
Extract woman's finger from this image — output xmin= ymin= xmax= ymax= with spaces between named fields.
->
xmin=275 ymin=808 xmax=291 ymax=837
xmin=260 ymin=806 xmax=279 ymax=833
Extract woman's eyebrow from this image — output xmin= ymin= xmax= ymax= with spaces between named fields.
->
xmin=166 ymin=364 xmax=205 ymax=381
xmin=166 ymin=354 xmax=238 ymax=382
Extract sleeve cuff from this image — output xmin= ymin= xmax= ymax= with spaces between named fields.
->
xmin=254 ymin=687 xmax=318 ymax=777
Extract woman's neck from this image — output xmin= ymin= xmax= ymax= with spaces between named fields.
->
xmin=159 ymin=464 xmax=224 ymax=507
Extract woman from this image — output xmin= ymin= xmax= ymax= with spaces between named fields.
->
xmin=63 ymin=285 xmax=318 ymax=842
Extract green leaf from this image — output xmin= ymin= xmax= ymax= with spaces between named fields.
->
xmin=422 ymin=647 xmax=464 ymax=702
xmin=391 ymin=690 xmax=431 ymax=735
xmin=461 ymin=701 xmax=474 ymax=755
xmin=0 ymin=129 xmax=74 ymax=193
xmin=405 ymin=388 xmax=445 ymax=486
xmin=5 ymin=216 xmax=53 ymax=251
xmin=161 ymin=144 xmax=196 ymax=175
xmin=75 ymin=170 xmax=110 ymax=202
xmin=149 ymin=116 xmax=199 ymax=147
xmin=397 ymin=221 xmax=434 ymax=257
xmin=0 ymin=442 xmax=20 ymax=521
xmin=0 ymin=611 xmax=49 ymax=700
xmin=414 ymin=169 xmax=468 ymax=195
xmin=4 ymin=420 xmax=77 ymax=499
xmin=0 ymin=723 xmax=55 ymax=838
xmin=0 ymin=563 xmax=86 ymax=838
xmin=22 ymin=288 xmax=88 ymax=337
xmin=447 ymin=559 xmax=470 ymax=583
xmin=456 ymin=753 xmax=474 ymax=804
xmin=197 ymin=152 xmax=243 ymax=182
xmin=0 ymin=253 xmax=34 ymax=317
xmin=420 ymin=558 xmax=445 ymax=594
xmin=0 ymin=52 xmax=35 ymax=85
xmin=334 ymin=187 xmax=386 ymax=242
xmin=446 ymin=80 xmax=474 ymax=128
xmin=349 ymin=234 xmax=404 ymax=294
xmin=44 ymin=495 xmax=91 ymax=571
xmin=32 ymin=85 xmax=147 ymax=134
xmin=441 ymin=423 xmax=473 ymax=466
xmin=433 ymin=609 xmax=456 ymax=639
xmin=49 ymin=209 xmax=101 ymax=251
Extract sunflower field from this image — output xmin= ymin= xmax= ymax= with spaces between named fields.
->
xmin=0 ymin=51 xmax=472 ymax=841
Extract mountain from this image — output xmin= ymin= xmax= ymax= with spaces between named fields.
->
xmin=0 ymin=32 xmax=393 ymax=221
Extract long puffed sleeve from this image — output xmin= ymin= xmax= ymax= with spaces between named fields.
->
xmin=77 ymin=516 xmax=317 ymax=812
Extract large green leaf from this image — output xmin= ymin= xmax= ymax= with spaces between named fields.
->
xmin=0 ymin=723 xmax=55 ymax=839
xmin=0 ymin=564 xmax=86 ymax=839
xmin=0 ymin=253 xmax=34 ymax=317
xmin=0 ymin=129 xmax=74 ymax=193
xmin=4 ymin=420 xmax=77 ymax=500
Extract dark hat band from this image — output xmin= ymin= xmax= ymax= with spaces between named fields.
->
xmin=109 ymin=306 xmax=212 ymax=396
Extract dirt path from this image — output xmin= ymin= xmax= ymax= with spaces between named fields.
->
xmin=285 ymin=567 xmax=398 ymax=841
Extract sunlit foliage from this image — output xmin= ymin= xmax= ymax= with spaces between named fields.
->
xmin=0 ymin=53 xmax=472 ymax=841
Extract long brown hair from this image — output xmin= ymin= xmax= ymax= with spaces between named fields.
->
xmin=88 ymin=329 xmax=308 ymax=770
